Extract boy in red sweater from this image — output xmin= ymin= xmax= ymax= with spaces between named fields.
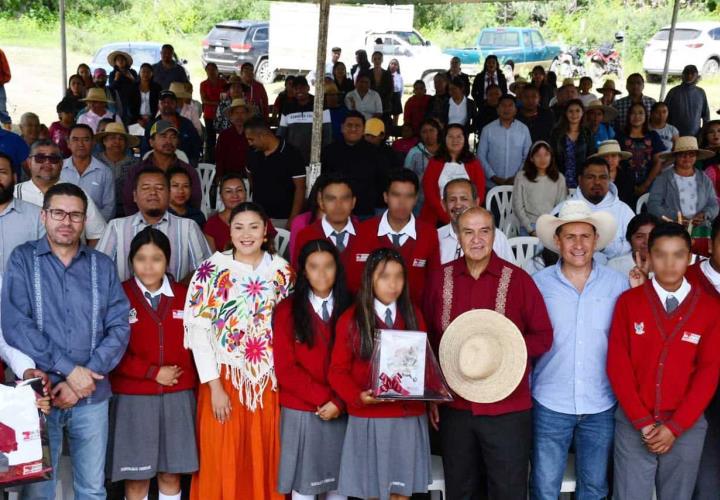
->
xmin=607 ymin=222 xmax=720 ymax=500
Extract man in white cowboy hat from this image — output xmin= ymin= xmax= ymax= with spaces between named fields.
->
xmin=77 ymin=87 xmax=122 ymax=134
xmin=141 ymin=88 xmax=202 ymax=165
xmin=648 ymin=136 xmax=719 ymax=225
xmin=424 ymin=206 xmax=553 ymax=500
xmin=597 ymin=79 xmax=621 ymax=107
xmin=552 ymin=156 xmax=635 ymax=262
xmin=94 ymin=121 xmax=140 ymax=217
xmin=612 ymin=73 xmax=656 ymax=132
xmin=585 ymin=99 xmax=617 ymax=149
xmin=530 ymin=200 xmax=628 ymax=500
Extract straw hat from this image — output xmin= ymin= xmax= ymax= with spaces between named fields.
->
xmin=439 ymin=310 xmax=527 ymax=404
xmin=585 ymin=99 xmax=618 ymax=122
xmin=81 ymin=87 xmax=114 ymax=104
xmin=536 ymin=200 xmax=618 ymax=253
xmin=560 ymin=78 xmax=576 ymax=88
xmin=324 ymin=82 xmax=341 ymax=95
xmin=107 ymin=50 xmax=133 ymax=67
xmin=509 ymin=76 xmax=528 ymax=94
xmin=95 ymin=122 xmax=139 ymax=147
xmin=589 ymin=139 xmax=632 ymax=160
xmin=596 ymin=79 xmax=621 ymax=95
xmin=228 ymin=74 xmax=243 ymax=85
xmin=168 ymin=82 xmax=191 ymax=100
xmin=224 ymin=98 xmax=249 ymax=116
xmin=659 ymin=136 xmax=715 ymax=163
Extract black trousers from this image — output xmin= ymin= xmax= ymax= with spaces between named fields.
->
xmin=439 ymin=407 xmax=532 ymax=500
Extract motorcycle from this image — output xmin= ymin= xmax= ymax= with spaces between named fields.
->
xmin=587 ymin=42 xmax=623 ymax=80
xmin=550 ymin=46 xmax=586 ymax=79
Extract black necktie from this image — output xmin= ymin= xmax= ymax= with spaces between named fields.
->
xmin=384 ymin=308 xmax=393 ymax=326
xmin=332 ymin=230 xmax=347 ymax=252
xmin=321 ymin=300 xmax=331 ymax=322
xmin=391 ymin=233 xmax=404 ymax=248
xmin=144 ymin=291 xmax=161 ymax=311
xmin=666 ymin=295 xmax=679 ymax=313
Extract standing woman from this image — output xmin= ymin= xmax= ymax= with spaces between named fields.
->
xmin=389 ymin=59 xmax=404 ymax=127
xmin=184 ymin=202 xmax=294 ymax=500
xmin=471 ymin=55 xmax=508 ymax=104
xmin=274 ymin=239 xmax=352 ymax=500
xmin=65 ymin=74 xmax=87 ymax=116
xmin=404 ymin=118 xmax=442 ymax=215
xmin=77 ymin=63 xmax=94 ymax=92
xmin=329 ymin=248 xmax=432 ymax=500
xmin=369 ymin=51 xmax=394 ymax=124
xmin=617 ymin=102 xmax=664 ymax=199
xmin=550 ymin=98 xmax=596 ymax=189
xmin=333 ymin=62 xmax=355 ymax=98
xmin=420 ymin=123 xmax=486 ymax=226
xmin=108 ymin=50 xmax=138 ymax=125
xmin=109 ymin=227 xmax=198 ymax=500
xmin=130 ymin=63 xmax=161 ymax=128
xmin=351 ymin=50 xmax=371 ymax=83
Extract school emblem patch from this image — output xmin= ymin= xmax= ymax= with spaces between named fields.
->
xmin=634 ymin=322 xmax=645 ymax=336
xmin=129 ymin=308 xmax=138 ymax=324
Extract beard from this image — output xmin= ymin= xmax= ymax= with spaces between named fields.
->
xmin=586 ymin=194 xmax=604 ymax=204
xmin=0 ymin=181 xmax=14 ymax=204
xmin=145 ymin=208 xmax=165 ymax=218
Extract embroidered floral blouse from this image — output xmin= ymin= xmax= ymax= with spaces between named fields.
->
xmin=184 ymin=251 xmax=294 ymax=411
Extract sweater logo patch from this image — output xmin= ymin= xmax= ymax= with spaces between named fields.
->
xmin=173 ymin=309 xmax=184 ymax=320
xmin=129 ymin=308 xmax=138 ymax=324
xmin=634 ymin=322 xmax=645 ymax=335
xmin=356 ymin=253 xmax=369 ymax=262
xmin=412 ymin=259 xmax=427 ymax=268
xmin=681 ymin=332 xmax=701 ymax=345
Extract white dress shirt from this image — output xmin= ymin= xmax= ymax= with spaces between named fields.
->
xmin=448 ymin=97 xmax=468 ymax=126
xmin=135 ymin=275 xmax=175 ymax=306
xmin=321 ymin=216 xmax=356 ymax=249
xmin=374 ymin=299 xmax=397 ymax=325
xmin=309 ymin=290 xmax=334 ymax=318
xmin=652 ymin=277 xmax=692 ymax=310
xmin=437 ymin=223 xmax=515 ymax=264
xmin=701 ymin=259 xmax=720 ymax=294
xmin=0 ymin=275 xmax=36 ymax=378
xmin=377 ymin=210 xmax=416 ymax=247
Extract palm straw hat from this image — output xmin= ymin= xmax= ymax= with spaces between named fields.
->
xmin=94 ymin=122 xmax=139 ymax=148
xmin=560 ymin=77 xmax=576 ymax=88
xmin=224 ymin=98 xmax=250 ymax=116
xmin=536 ymin=200 xmax=618 ymax=253
xmin=81 ymin=87 xmax=114 ymax=104
xmin=168 ymin=82 xmax=191 ymax=100
xmin=585 ymin=99 xmax=618 ymax=122
xmin=439 ymin=310 xmax=527 ymax=404
xmin=596 ymin=79 xmax=622 ymax=95
xmin=107 ymin=50 xmax=133 ymax=67
xmin=658 ymin=136 xmax=714 ymax=163
xmin=589 ymin=139 xmax=632 ymax=160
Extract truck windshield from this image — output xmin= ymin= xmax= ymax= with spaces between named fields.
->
xmin=478 ymin=31 xmax=520 ymax=47
xmin=391 ymin=31 xmax=425 ymax=46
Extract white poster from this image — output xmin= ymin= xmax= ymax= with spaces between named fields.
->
xmin=374 ymin=329 xmax=426 ymax=397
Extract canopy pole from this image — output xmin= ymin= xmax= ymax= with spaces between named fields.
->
xmin=307 ymin=0 xmax=330 ymax=193
xmin=60 ymin=0 xmax=67 ymax=98
xmin=659 ymin=0 xmax=680 ymax=100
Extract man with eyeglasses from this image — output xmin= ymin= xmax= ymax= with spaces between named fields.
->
xmin=14 ymin=139 xmax=107 ymax=246
xmin=2 ymin=182 xmax=130 ymax=500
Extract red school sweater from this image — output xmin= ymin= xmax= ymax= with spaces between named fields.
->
xmin=291 ymin=218 xmax=359 ymax=271
xmin=329 ymin=305 xmax=427 ymax=418
xmin=272 ymin=296 xmax=345 ymax=412
xmin=419 ymin=157 xmax=486 ymax=227
xmin=346 ymin=216 xmax=440 ymax=304
xmin=607 ymin=281 xmax=720 ymax=436
xmin=110 ymin=279 xmax=198 ymax=395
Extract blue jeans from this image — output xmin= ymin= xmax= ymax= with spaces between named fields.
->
xmin=530 ymin=400 xmax=615 ymax=500
xmin=22 ymin=400 xmax=109 ymax=500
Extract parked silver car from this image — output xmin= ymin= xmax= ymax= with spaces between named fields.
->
xmin=643 ymin=21 xmax=720 ymax=79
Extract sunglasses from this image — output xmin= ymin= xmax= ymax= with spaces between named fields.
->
xmin=32 ymin=154 xmax=63 ymax=165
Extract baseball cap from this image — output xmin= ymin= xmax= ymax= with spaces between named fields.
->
xmin=93 ymin=68 xmax=107 ymax=79
xmin=150 ymin=120 xmax=179 ymax=137
xmin=159 ymin=90 xmax=177 ymax=100
xmin=364 ymin=117 xmax=385 ymax=137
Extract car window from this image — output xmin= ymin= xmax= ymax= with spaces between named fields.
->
xmin=253 ymin=27 xmax=268 ymax=42
xmin=653 ymin=29 xmax=701 ymax=41
xmin=127 ymin=47 xmax=161 ymax=67
xmin=709 ymin=28 xmax=720 ymax=40
xmin=523 ymin=32 xmax=531 ymax=47
xmin=479 ymin=31 xmax=520 ymax=47
xmin=92 ymin=46 xmax=115 ymax=66
xmin=210 ymin=26 xmax=246 ymax=42
xmin=531 ymin=31 xmax=544 ymax=47
xmin=392 ymin=31 xmax=424 ymax=46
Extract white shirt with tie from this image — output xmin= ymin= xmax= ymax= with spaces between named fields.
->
xmin=652 ymin=277 xmax=691 ymax=311
xmin=377 ymin=211 xmax=416 ymax=247
xmin=321 ymin=216 xmax=356 ymax=250
xmin=135 ymin=275 xmax=175 ymax=307
xmin=374 ymin=299 xmax=397 ymax=325
xmin=309 ymin=290 xmax=334 ymax=320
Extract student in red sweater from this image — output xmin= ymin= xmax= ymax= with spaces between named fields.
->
xmin=607 ymin=222 xmax=720 ymax=500
xmin=346 ymin=169 xmax=440 ymax=304
xmin=292 ymin=173 xmax=358 ymax=270
xmin=329 ymin=248 xmax=432 ymax=500
xmin=109 ymin=227 xmax=198 ymax=500
xmin=273 ymin=238 xmax=352 ymax=500
xmin=419 ymin=123 xmax=486 ymax=226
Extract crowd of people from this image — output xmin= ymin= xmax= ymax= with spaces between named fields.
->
xmin=1 ymin=40 xmax=720 ymax=500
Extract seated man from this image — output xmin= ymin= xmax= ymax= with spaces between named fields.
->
xmin=141 ymin=89 xmax=202 ymax=165
xmin=96 ymin=166 xmax=211 ymax=283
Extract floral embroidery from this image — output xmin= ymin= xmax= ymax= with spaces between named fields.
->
xmin=495 ymin=266 xmax=513 ymax=315
xmin=195 ymin=261 xmax=215 ymax=282
xmin=441 ymin=265 xmax=454 ymax=331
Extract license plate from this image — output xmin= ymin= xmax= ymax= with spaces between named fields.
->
xmin=214 ymin=46 xmax=224 ymax=53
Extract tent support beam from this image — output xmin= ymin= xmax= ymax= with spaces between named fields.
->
xmin=307 ymin=0 xmax=330 ymax=191
xmin=60 ymin=0 xmax=67 ymax=98
xmin=659 ymin=0 xmax=680 ymax=100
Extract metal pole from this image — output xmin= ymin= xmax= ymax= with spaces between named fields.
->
xmin=60 ymin=0 xmax=67 ymax=98
xmin=659 ymin=0 xmax=680 ymax=100
xmin=307 ymin=0 xmax=330 ymax=193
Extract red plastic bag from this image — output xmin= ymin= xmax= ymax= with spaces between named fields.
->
xmin=370 ymin=329 xmax=453 ymax=401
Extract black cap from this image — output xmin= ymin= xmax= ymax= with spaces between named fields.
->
xmin=159 ymin=90 xmax=177 ymax=100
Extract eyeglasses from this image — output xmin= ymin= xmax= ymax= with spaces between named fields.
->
xmin=31 ymin=154 xmax=62 ymax=165
xmin=45 ymin=208 xmax=86 ymax=223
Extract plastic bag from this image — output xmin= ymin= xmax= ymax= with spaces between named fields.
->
xmin=370 ymin=329 xmax=453 ymax=402
xmin=0 ymin=383 xmax=53 ymax=488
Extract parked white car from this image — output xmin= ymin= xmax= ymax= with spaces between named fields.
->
xmin=643 ymin=21 xmax=720 ymax=79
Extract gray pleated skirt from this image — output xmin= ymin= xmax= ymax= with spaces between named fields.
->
xmin=337 ymin=415 xmax=432 ymax=500
xmin=108 ymin=390 xmax=198 ymax=481
xmin=277 ymin=407 xmax=348 ymax=494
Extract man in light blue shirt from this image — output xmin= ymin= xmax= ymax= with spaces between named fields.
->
xmin=60 ymin=124 xmax=115 ymax=220
xmin=530 ymin=200 xmax=629 ymax=500
xmin=477 ymin=94 xmax=531 ymax=189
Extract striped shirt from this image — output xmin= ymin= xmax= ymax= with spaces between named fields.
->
xmin=96 ymin=211 xmax=212 ymax=282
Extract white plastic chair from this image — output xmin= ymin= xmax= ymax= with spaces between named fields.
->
xmin=197 ymin=163 xmax=217 ymax=217
xmin=636 ymin=192 xmax=650 ymax=214
xmin=568 ymin=187 xmax=577 ymax=198
xmin=274 ymin=228 xmax=291 ymax=258
xmin=141 ymin=148 xmax=189 ymax=164
xmin=502 ymin=213 xmax=520 ymax=238
xmin=428 ymin=454 xmax=446 ymax=500
xmin=508 ymin=236 xmax=540 ymax=268
xmin=486 ymin=185 xmax=514 ymax=232
xmin=560 ymin=453 xmax=577 ymax=494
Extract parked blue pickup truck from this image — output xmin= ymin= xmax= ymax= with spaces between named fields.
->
xmin=444 ymin=27 xmax=562 ymax=73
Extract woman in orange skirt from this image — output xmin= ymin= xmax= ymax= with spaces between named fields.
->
xmin=184 ymin=202 xmax=294 ymax=499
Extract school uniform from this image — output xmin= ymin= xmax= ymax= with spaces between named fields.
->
xmin=329 ymin=303 xmax=432 ymax=500
xmin=346 ymin=212 xmax=440 ymax=304
xmin=607 ymin=278 xmax=720 ymax=500
xmin=108 ymin=277 xmax=198 ymax=481
xmin=292 ymin=216 xmax=357 ymax=270
xmin=273 ymin=293 xmax=347 ymax=496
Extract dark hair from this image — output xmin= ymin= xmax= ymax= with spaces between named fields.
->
xmin=578 ymin=156 xmax=610 ymax=177
xmin=219 ymin=172 xmax=247 ymax=191
xmin=532 ymin=65 xmax=545 ymax=75
xmin=69 ymin=123 xmax=94 ymax=138
xmin=161 ymin=44 xmax=174 ymax=51
xmin=523 ymin=141 xmax=559 ymax=182
xmin=449 ymin=76 xmax=466 ymax=90
xmin=292 ymin=239 xmax=352 ymax=347
xmin=43 ymin=182 xmax=88 ymax=212
xmin=699 ymin=120 xmax=720 ymax=148
xmin=204 ymin=62 xmax=218 ymax=71
xmin=413 ymin=79 xmax=425 ymax=88
xmin=305 ymin=175 xmax=327 ymax=224
xmin=77 ymin=63 xmax=90 ymax=73
xmin=133 ymin=166 xmax=170 ymax=191
xmin=626 ymin=212 xmax=660 ymax=242
xmin=483 ymin=55 xmax=500 ymax=72
xmin=371 ymin=50 xmax=383 ymax=60
xmin=443 ymin=177 xmax=478 ymax=201
xmin=546 ymin=71 xmax=558 ymax=88
xmin=244 ymin=115 xmax=271 ymax=134
xmin=321 ymin=172 xmax=354 ymax=196
xmin=579 ymin=76 xmax=592 ymax=86
xmin=0 ymin=152 xmax=14 ymax=170
xmin=650 ymin=101 xmax=668 ymax=114
xmin=498 ymin=93 xmax=516 ymax=105
xmin=648 ymin=222 xmax=692 ymax=251
xmin=343 ymin=110 xmax=366 ymax=124
xmin=354 ymin=248 xmax=418 ymax=359
xmin=436 ymin=123 xmax=474 ymax=163
xmin=140 ymin=62 xmax=153 ymax=72
xmin=521 ymin=84 xmax=540 ymax=96
xmin=228 ymin=202 xmax=276 ymax=254
xmin=712 ymin=214 xmax=720 ymax=242
xmin=166 ymin=165 xmax=192 ymax=186
xmin=29 ymin=139 xmax=60 ymax=156
xmin=356 ymin=71 xmax=371 ymax=83
xmin=128 ymin=226 xmax=172 ymax=271
xmin=418 ymin=118 xmax=442 ymax=145
xmin=624 ymin=102 xmax=649 ymax=136
xmin=97 ymin=117 xmax=115 ymax=129
xmin=240 ymin=62 xmax=254 ymax=71
xmin=284 ymin=75 xmax=297 ymax=85
xmin=293 ymin=76 xmax=309 ymax=88
xmin=485 ymin=83 xmax=501 ymax=95
xmin=385 ymin=168 xmax=419 ymax=194
xmin=555 ymin=99 xmax=585 ymax=136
